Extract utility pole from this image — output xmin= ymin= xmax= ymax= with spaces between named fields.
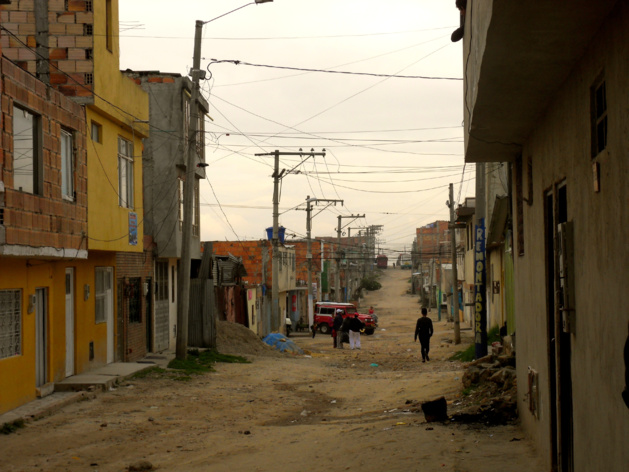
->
xmin=256 ymin=149 xmax=325 ymax=331
xmin=448 ymin=183 xmax=461 ymax=344
xmin=335 ymin=214 xmax=365 ymax=302
xmin=178 ymin=1 xmax=274 ymax=359
xmin=176 ymin=19 xmax=204 ymax=360
xmin=304 ymin=196 xmax=342 ymax=328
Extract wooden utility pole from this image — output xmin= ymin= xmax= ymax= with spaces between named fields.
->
xmin=448 ymin=183 xmax=461 ymax=344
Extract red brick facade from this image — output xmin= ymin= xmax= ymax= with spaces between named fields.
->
xmin=115 ymin=236 xmax=155 ymax=362
xmin=1 ymin=0 xmax=95 ymax=98
xmin=1 ymin=57 xmax=87 ymax=250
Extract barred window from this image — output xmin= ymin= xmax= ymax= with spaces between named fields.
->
xmin=0 ymin=290 xmax=22 ymax=359
xmin=155 ymin=261 xmax=168 ymax=301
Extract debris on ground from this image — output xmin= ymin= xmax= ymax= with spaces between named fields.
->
xmin=449 ymin=353 xmax=518 ymax=425
xmin=262 ymin=333 xmax=304 ymax=354
xmin=216 ymin=320 xmax=282 ymax=357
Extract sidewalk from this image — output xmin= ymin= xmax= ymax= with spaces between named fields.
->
xmin=0 ymin=351 xmax=174 ymax=427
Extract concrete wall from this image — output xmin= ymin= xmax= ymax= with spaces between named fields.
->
xmin=513 ymin=3 xmax=629 ymax=470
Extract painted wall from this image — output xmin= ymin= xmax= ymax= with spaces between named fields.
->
xmin=513 ymin=3 xmax=629 ymax=470
xmin=0 ymin=261 xmax=55 ymax=414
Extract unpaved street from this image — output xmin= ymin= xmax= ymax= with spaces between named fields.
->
xmin=1 ymin=269 xmax=543 ymax=472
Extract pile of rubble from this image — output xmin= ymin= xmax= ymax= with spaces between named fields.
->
xmin=449 ymin=353 xmax=518 ymax=425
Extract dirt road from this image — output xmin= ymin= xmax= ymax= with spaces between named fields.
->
xmin=1 ymin=269 xmax=543 ymax=472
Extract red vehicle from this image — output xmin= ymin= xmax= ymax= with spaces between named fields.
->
xmin=376 ymin=254 xmax=388 ymax=269
xmin=314 ymin=302 xmax=377 ymax=335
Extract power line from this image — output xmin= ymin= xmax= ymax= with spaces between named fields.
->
xmin=209 ymin=59 xmax=463 ymax=81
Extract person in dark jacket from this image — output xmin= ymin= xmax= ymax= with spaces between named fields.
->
xmin=348 ymin=314 xmax=365 ymax=350
xmin=414 ymin=307 xmax=434 ymax=362
xmin=332 ymin=309 xmax=343 ymax=348
xmin=339 ymin=315 xmax=351 ymax=349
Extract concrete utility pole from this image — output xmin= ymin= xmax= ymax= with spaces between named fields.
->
xmin=305 ymin=196 xmax=342 ymax=328
xmin=475 ymin=163 xmax=488 ymax=358
xmin=256 ymin=149 xmax=325 ymax=331
xmin=448 ymin=183 xmax=461 ymax=344
xmin=178 ymin=1 xmax=274 ymax=359
xmin=335 ymin=214 xmax=365 ymax=301
xmin=176 ymin=19 xmax=204 ymax=360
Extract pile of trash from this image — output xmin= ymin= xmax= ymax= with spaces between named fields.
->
xmin=449 ymin=353 xmax=518 ymax=425
xmin=262 ymin=333 xmax=304 ymax=355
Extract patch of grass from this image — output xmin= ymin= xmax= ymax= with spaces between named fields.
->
xmin=1 ymin=419 xmax=25 ymax=435
xmin=461 ymin=384 xmax=479 ymax=396
xmin=449 ymin=325 xmax=503 ymax=362
xmin=166 ymin=349 xmax=250 ymax=377
xmin=130 ymin=366 xmax=166 ymax=379
xmin=450 ymin=344 xmax=476 ymax=362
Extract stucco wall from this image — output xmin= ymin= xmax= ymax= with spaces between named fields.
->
xmin=513 ymin=3 xmax=629 ymax=470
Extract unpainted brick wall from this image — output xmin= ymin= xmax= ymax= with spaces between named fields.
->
xmin=115 ymin=236 xmax=155 ymax=362
xmin=1 ymin=58 xmax=87 ymax=250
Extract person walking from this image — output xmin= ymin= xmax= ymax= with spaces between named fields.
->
xmin=349 ymin=314 xmax=365 ymax=350
xmin=414 ymin=307 xmax=434 ymax=362
xmin=339 ymin=315 xmax=351 ymax=349
xmin=332 ymin=309 xmax=343 ymax=348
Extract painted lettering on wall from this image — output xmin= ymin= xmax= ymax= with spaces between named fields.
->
xmin=474 ymin=218 xmax=488 ymax=356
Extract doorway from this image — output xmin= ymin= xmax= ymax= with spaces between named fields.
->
xmin=65 ymin=268 xmax=75 ymax=377
xmin=545 ymin=183 xmax=573 ymax=472
xmin=35 ymin=288 xmax=48 ymax=388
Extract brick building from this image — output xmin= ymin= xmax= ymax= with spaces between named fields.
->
xmin=0 ymin=55 xmax=88 ymax=414
xmin=1 ymin=0 xmax=150 ymax=387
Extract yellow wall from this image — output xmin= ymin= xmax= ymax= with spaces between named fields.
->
xmin=86 ymin=107 xmax=145 ymax=252
xmin=0 ymin=259 xmax=56 ymax=414
xmin=0 ymin=254 xmax=116 ymax=415
xmin=86 ymin=0 xmax=148 ymax=252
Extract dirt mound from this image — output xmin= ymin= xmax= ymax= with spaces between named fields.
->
xmin=216 ymin=320 xmax=282 ymax=358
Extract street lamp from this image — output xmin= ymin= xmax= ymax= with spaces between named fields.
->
xmin=177 ymin=0 xmax=273 ymax=360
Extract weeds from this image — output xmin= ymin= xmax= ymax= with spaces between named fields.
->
xmin=1 ymin=419 xmax=25 ymax=435
xmin=449 ymin=325 xmax=502 ymax=363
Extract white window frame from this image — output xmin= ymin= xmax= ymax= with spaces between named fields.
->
xmin=61 ymin=129 xmax=75 ymax=200
xmin=118 ymin=137 xmax=134 ymax=208
xmin=13 ymin=105 xmax=40 ymax=195
xmin=95 ymin=267 xmax=111 ymax=324
xmin=0 ymin=289 xmax=22 ymax=359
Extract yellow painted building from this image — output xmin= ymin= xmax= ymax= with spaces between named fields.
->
xmin=0 ymin=0 xmax=148 ymax=414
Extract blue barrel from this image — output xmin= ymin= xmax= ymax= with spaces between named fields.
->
xmin=265 ymin=226 xmax=286 ymax=243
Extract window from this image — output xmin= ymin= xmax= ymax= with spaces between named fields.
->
xmin=105 ymin=0 xmax=113 ymax=52
xmin=192 ymin=178 xmax=199 ymax=236
xmin=515 ymin=156 xmax=525 ymax=256
xmin=90 ymin=121 xmax=101 ymax=143
xmin=155 ymin=261 xmax=168 ymax=302
xmin=171 ymin=265 xmax=175 ymax=303
xmin=178 ymin=178 xmax=184 ymax=229
xmin=0 ymin=290 xmax=22 ymax=359
xmin=591 ymin=75 xmax=607 ymax=157
xmin=95 ymin=268 xmax=111 ymax=323
xmin=128 ymin=278 xmax=142 ymax=323
xmin=118 ymin=137 xmax=134 ymax=208
xmin=61 ymin=129 xmax=75 ymax=200
xmin=13 ymin=106 xmax=41 ymax=194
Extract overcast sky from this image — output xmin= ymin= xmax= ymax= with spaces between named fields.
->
xmin=119 ymin=0 xmax=472 ymax=259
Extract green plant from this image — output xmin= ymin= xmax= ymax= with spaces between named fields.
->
xmin=130 ymin=366 xmax=166 ymax=379
xmin=449 ymin=325 xmax=503 ymax=362
xmin=166 ymin=349 xmax=250 ymax=377
xmin=1 ymin=419 xmax=25 ymax=435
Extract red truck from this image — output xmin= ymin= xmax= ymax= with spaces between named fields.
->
xmin=314 ymin=302 xmax=377 ymax=335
